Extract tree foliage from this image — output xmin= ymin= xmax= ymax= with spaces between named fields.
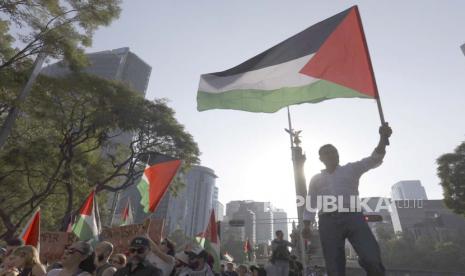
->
xmin=0 ymin=73 xmax=200 ymax=239
xmin=376 ymin=229 xmax=465 ymax=272
xmin=0 ymin=0 xmax=121 ymax=70
xmin=437 ymin=141 xmax=465 ymax=217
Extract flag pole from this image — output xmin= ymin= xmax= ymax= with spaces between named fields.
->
xmin=286 ymin=106 xmax=294 ymax=148
xmin=354 ymin=5 xmax=389 ymax=145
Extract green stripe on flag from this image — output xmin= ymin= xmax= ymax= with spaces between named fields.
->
xmin=137 ymin=178 xmax=150 ymax=213
xmin=197 ymin=79 xmax=371 ymax=113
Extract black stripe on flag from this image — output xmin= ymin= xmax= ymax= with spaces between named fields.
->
xmin=210 ymin=7 xmax=353 ymax=77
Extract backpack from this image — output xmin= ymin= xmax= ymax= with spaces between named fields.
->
xmin=271 ymin=240 xmax=290 ymax=261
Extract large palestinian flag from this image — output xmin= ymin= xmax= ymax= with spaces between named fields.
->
xmin=137 ymin=160 xmax=182 ymax=213
xmin=197 ymin=6 xmax=378 ymax=113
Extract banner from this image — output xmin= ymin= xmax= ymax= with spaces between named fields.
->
xmin=40 ymin=232 xmax=77 ymax=264
xmin=100 ymin=219 xmax=164 ymax=254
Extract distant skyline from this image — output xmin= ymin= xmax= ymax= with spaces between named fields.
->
xmin=79 ymin=0 xmax=465 ymax=219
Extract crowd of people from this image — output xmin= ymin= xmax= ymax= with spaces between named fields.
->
xmin=0 ymin=235 xmax=215 ymax=276
xmin=0 ymin=229 xmax=310 ymax=276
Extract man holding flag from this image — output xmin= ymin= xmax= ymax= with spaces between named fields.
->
xmin=302 ymin=123 xmax=392 ymax=276
xmin=196 ymin=5 xmax=392 ymax=275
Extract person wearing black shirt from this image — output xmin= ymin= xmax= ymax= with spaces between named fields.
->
xmin=114 ymin=237 xmax=161 ymax=276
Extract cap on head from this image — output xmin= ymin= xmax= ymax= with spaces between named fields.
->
xmin=130 ymin=237 xmax=150 ymax=248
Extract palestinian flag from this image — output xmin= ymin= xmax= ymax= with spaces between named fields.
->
xmin=137 ymin=160 xmax=182 ymax=213
xmin=243 ymin=239 xmax=252 ymax=253
xmin=72 ymin=190 xmax=101 ymax=243
xmin=197 ymin=5 xmax=378 ymax=113
xmin=120 ymin=198 xmax=134 ymax=226
xmin=196 ymin=210 xmax=221 ymax=273
xmin=20 ymin=208 xmax=40 ymax=249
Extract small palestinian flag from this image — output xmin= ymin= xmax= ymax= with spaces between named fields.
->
xmin=196 ymin=210 xmax=220 ymax=273
xmin=137 ymin=160 xmax=182 ymax=213
xmin=120 ymin=198 xmax=134 ymax=226
xmin=20 ymin=208 xmax=40 ymax=249
xmin=72 ymin=190 xmax=101 ymax=243
xmin=197 ymin=5 xmax=378 ymax=113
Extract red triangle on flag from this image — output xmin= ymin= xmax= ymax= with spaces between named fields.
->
xmin=204 ymin=210 xmax=218 ymax=244
xmin=122 ymin=199 xmax=130 ymax=221
xmin=300 ymin=6 xmax=377 ymax=98
xmin=20 ymin=208 xmax=40 ymax=249
xmin=79 ymin=190 xmax=95 ymax=216
xmin=145 ymin=160 xmax=182 ymax=213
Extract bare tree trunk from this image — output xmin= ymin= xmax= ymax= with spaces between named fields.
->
xmin=0 ymin=52 xmax=46 ymax=149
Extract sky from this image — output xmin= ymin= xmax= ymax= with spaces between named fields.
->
xmin=86 ymin=0 xmax=465 ymax=220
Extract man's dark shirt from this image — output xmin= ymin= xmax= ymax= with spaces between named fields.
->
xmin=114 ymin=261 xmax=162 ymax=276
xmin=224 ymin=271 xmax=238 ymax=276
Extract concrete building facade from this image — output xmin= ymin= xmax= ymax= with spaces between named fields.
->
xmin=391 ymin=180 xmax=428 ymax=200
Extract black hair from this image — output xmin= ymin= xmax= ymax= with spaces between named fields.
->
xmin=6 ymin=238 xmax=24 ymax=247
xmin=318 ymin=144 xmax=337 ymax=156
xmin=79 ymin=251 xmax=96 ymax=274
xmin=275 ymin=230 xmax=283 ymax=236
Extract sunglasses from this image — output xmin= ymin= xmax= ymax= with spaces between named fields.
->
xmin=64 ymin=246 xmax=85 ymax=255
xmin=129 ymin=247 xmax=146 ymax=254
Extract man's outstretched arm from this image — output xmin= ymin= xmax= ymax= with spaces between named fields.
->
xmin=350 ymin=123 xmax=393 ymax=175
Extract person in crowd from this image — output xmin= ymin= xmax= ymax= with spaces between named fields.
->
xmin=145 ymin=236 xmax=175 ymax=276
xmin=46 ymin=241 xmax=93 ymax=276
xmin=173 ymin=252 xmax=189 ymax=276
xmin=288 ymin=255 xmax=302 ymax=276
xmin=94 ymin=241 xmax=117 ymax=276
xmin=236 ymin=265 xmax=248 ymax=276
xmin=178 ymin=250 xmax=214 ymax=276
xmin=114 ymin=237 xmax=161 ymax=276
xmin=268 ymin=230 xmax=293 ymax=276
xmin=0 ymin=248 xmax=6 ymax=265
xmin=219 ymin=264 xmax=226 ymax=276
xmin=0 ymin=255 xmax=19 ymax=276
xmin=224 ymin=263 xmax=237 ymax=276
xmin=4 ymin=239 xmax=24 ymax=258
xmin=248 ymin=266 xmax=258 ymax=276
xmin=109 ymin=254 xmax=126 ymax=271
xmin=11 ymin=246 xmax=45 ymax=276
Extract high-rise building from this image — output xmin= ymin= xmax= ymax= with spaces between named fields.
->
xmin=214 ymin=200 xmax=224 ymax=222
xmin=42 ymin=47 xmax=151 ymax=95
xmin=157 ymin=165 xmax=217 ymax=236
xmin=247 ymin=202 xmax=274 ymax=244
xmin=41 ymin=47 xmax=152 ymax=225
xmin=223 ymin=201 xmax=288 ymax=244
xmin=233 ymin=205 xmax=256 ymax=244
xmin=272 ymin=208 xmax=288 ymax=239
xmin=391 ymin=180 xmax=428 ymax=200
xmin=226 ymin=201 xmax=243 ymax=219
xmin=461 ymin=43 xmax=465 ymax=56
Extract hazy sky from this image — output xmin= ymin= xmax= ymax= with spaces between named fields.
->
xmin=87 ymin=0 xmax=465 ymax=220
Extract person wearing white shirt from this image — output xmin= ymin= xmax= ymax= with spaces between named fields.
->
xmin=302 ymin=123 xmax=392 ymax=276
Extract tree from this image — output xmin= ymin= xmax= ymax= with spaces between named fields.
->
xmin=376 ymin=230 xmax=465 ymax=272
xmin=0 ymin=73 xmax=200 ymax=239
xmin=0 ymin=0 xmax=122 ymax=70
xmin=437 ymin=141 xmax=465 ymax=217
xmin=0 ymin=1 xmax=122 ymax=151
